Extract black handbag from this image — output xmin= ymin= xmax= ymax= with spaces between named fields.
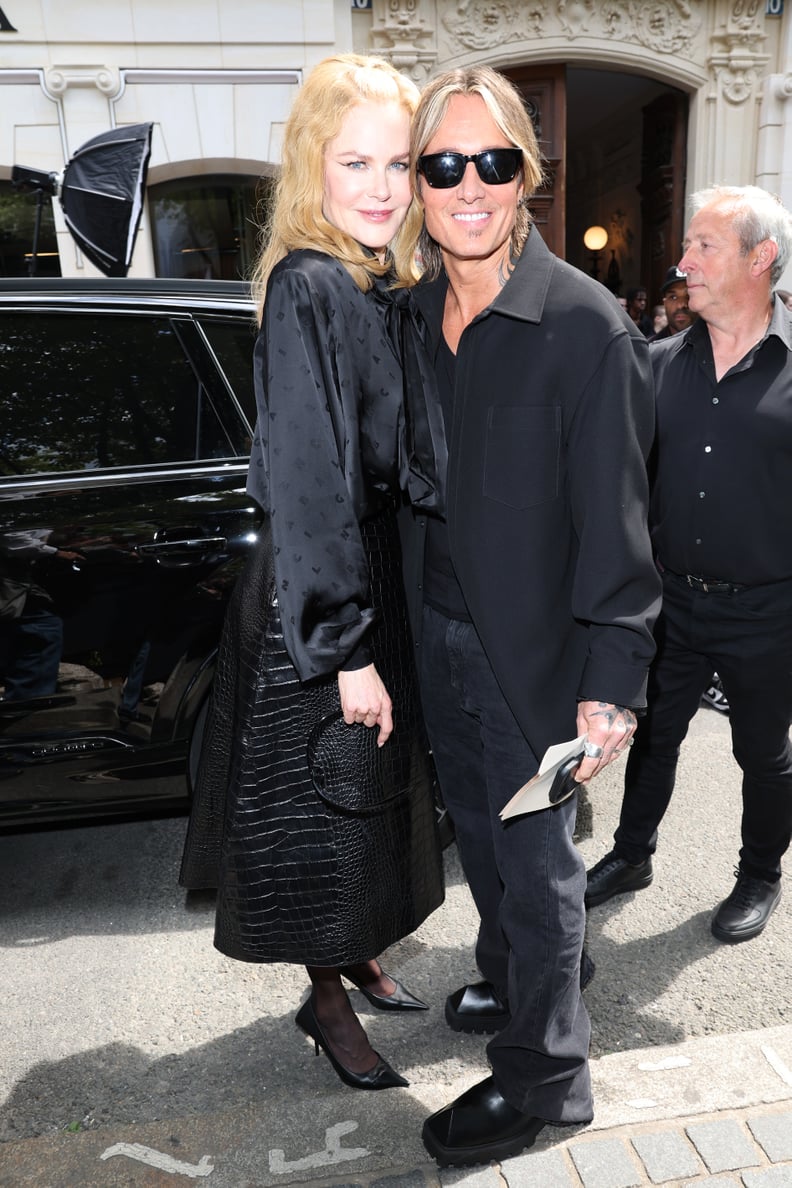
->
xmin=307 ymin=710 xmax=411 ymax=815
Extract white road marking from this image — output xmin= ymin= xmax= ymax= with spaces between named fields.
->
xmin=761 ymin=1045 xmax=792 ymax=1086
xmin=637 ymin=1056 xmax=692 ymax=1072
xmin=269 ymin=1120 xmax=369 ymax=1174
xmin=100 ymin=1142 xmax=214 ymax=1177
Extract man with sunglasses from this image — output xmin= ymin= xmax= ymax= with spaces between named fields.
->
xmin=403 ymin=66 xmax=660 ymax=1168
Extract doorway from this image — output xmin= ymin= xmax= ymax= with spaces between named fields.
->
xmin=504 ymin=64 xmax=688 ymax=307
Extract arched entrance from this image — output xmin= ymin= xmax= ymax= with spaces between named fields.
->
xmin=504 ymin=64 xmax=689 ymax=308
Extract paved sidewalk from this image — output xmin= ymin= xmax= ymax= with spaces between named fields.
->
xmin=4 ymin=1023 xmax=792 ymax=1186
xmin=3 ymin=707 xmax=791 ymax=1187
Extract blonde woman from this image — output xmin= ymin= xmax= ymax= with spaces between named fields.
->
xmin=181 ymin=55 xmax=445 ymax=1091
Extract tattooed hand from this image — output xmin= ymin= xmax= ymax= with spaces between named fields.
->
xmin=574 ymin=700 xmax=637 ymax=782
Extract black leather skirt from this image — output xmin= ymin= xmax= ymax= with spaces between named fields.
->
xmin=179 ymin=508 xmax=444 ymax=966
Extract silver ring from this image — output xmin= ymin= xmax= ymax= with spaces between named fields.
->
xmin=583 ymin=739 xmax=604 ymax=759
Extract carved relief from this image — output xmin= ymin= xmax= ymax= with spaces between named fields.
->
xmin=370 ymin=0 xmax=436 ymax=81
xmin=629 ymin=0 xmax=702 ymax=56
xmin=440 ymin=0 xmax=546 ymax=52
xmin=717 ymin=63 xmax=760 ymax=104
xmin=730 ymin=0 xmax=761 ymax=18
xmin=44 ymin=65 xmax=121 ymax=97
xmin=709 ymin=9 xmax=768 ymax=107
xmin=438 ymin=0 xmax=702 ymax=58
xmin=557 ymin=0 xmax=596 ymax=39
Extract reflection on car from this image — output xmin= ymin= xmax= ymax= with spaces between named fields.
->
xmin=0 ymin=278 xmax=260 ymax=826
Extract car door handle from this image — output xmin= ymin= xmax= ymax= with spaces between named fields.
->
xmin=137 ymin=536 xmax=227 ymax=555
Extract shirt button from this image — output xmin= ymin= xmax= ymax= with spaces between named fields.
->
xmin=695 ymin=538 xmax=702 ymax=544
xmin=704 ymin=445 xmax=712 ymax=453
xmin=712 ymin=397 xmax=719 ymax=405
xmin=699 ymin=491 xmax=706 ymax=498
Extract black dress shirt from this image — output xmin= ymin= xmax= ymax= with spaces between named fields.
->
xmin=411 ymin=227 xmax=660 ymax=756
xmin=423 ymin=336 xmax=470 ymax=622
xmin=650 ymin=296 xmax=792 ymax=585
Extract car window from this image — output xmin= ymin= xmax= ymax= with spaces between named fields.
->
xmin=0 ymin=312 xmax=243 ymax=476
xmin=197 ymin=316 xmax=258 ymax=431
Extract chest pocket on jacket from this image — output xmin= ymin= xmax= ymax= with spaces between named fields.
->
xmin=483 ymin=405 xmax=561 ymax=509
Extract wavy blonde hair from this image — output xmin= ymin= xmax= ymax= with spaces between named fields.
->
xmin=408 ymin=66 xmax=545 ymax=281
xmin=252 ymin=54 xmax=422 ymax=320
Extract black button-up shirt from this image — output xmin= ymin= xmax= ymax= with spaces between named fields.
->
xmin=650 ymin=296 xmax=792 ymax=585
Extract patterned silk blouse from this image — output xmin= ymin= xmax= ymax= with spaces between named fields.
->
xmin=246 ymin=248 xmax=444 ymax=684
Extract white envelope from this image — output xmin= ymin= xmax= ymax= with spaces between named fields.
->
xmin=500 ymin=735 xmax=586 ymax=819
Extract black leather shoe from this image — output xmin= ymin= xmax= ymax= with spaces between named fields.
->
xmin=711 ymin=870 xmax=781 ymax=943
xmin=339 ymin=967 xmax=428 ymax=1012
xmin=447 ymin=954 xmax=596 ymax=1037
xmin=585 ymin=851 xmax=653 ymax=908
xmin=422 ymin=1074 xmax=545 ymax=1167
xmin=445 ymin=981 xmax=510 ymax=1034
xmin=295 ymin=997 xmax=408 ymax=1090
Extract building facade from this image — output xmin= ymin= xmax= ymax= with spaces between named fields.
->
xmin=0 ymin=0 xmax=790 ymax=295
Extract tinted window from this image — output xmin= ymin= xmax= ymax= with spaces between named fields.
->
xmin=0 ymin=181 xmax=61 ymax=278
xmin=0 ymin=312 xmax=244 ymax=476
xmin=197 ymin=316 xmax=257 ymax=430
xmin=149 ymin=175 xmax=274 ymax=282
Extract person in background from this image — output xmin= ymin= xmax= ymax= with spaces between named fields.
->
xmin=652 ymin=303 xmax=667 ymax=336
xmin=647 ymin=268 xmax=726 ymax=712
xmin=586 ymin=186 xmax=792 ymax=948
xmin=405 ymin=65 xmax=660 ymax=1167
xmin=626 ymin=285 xmax=654 ymax=336
xmin=180 ymin=53 xmax=445 ymax=1092
xmin=649 ymin=266 xmax=697 ymax=341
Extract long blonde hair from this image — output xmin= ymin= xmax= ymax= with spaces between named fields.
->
xmin=252 ymin=54 xmax=422 ymax=320
xmin=408 ymin=66 xmax=545 ymax=281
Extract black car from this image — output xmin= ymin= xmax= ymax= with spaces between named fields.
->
xmin=0 ymin=278 xmax=261 ymax=826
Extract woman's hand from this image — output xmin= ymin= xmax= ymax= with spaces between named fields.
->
xmin=337 ymin=665 xmax=393 ymax=746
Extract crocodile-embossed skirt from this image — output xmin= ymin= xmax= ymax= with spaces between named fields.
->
xmin=179 ymin=508 xmax=444 ymax=966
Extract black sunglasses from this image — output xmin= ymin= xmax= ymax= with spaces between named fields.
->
xmin=417 ymin=147 xmax=523 ymax=189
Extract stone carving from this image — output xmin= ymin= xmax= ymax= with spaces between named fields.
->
xmin=709 ymin=9 xmax=768 ymax=107
xmin=440 ymin=0 xmax=545 ymax=51
xmin=629 ymin=0 xmax=702 ymax=56
xmin=438 ymin=0 xmax=702 ymax=57
xmin=718 ymin=64 xmax=759 ymax=104
xmin=370 ymin=0 xmax=436 ymax=81
xmin=557 ymin=0 xmax=596 ymax=39
xmin=45 ymin=65 xmax=121 ymax=97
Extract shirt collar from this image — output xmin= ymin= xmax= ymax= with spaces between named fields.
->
xmin=769 ymin=291 xmax=792 ymax=350
xmin=413 ymin=223 xmax=554 ymax=341
xmin=685 ymin=292 xmax=792 ymax=357
xmin=488 ymin=225 xmax=554 ymax=323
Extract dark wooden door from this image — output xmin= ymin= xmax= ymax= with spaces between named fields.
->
xmin=640 ymin=92 xmax=689 ymax=305
xmin=503 ymin=64 xmax=566 ymax=259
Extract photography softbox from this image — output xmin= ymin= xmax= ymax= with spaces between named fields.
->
xmin=58 ymin=122 xmax=153 ymax=277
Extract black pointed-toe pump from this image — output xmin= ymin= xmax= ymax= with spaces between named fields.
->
xmin=339 ymin=967 xmax=428 ymax=1012
xmin=295 ymin=997 xmax=409 ymax=1090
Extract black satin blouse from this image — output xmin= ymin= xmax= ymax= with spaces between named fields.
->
xmin=246 ymin=248 xmax=444 ymax=683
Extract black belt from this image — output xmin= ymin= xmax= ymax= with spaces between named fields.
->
xmin=663 ymin=567 xmax=746 ymax=595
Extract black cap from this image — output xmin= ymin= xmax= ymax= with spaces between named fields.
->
xmin=661 ymin=266 xmax=687 ymax=295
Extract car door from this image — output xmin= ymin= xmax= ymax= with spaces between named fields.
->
xmin=0 ymin=298 xmax=260 ymax=820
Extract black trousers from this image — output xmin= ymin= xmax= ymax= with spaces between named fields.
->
xmin=420 ymin=605 xmax=593 ymax=1125
xmin=614 ymin=571 xmax=792 ymax=882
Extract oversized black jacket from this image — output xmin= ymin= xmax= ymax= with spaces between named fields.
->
xmin=411 ymin=227 xmax=661 ymax=758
